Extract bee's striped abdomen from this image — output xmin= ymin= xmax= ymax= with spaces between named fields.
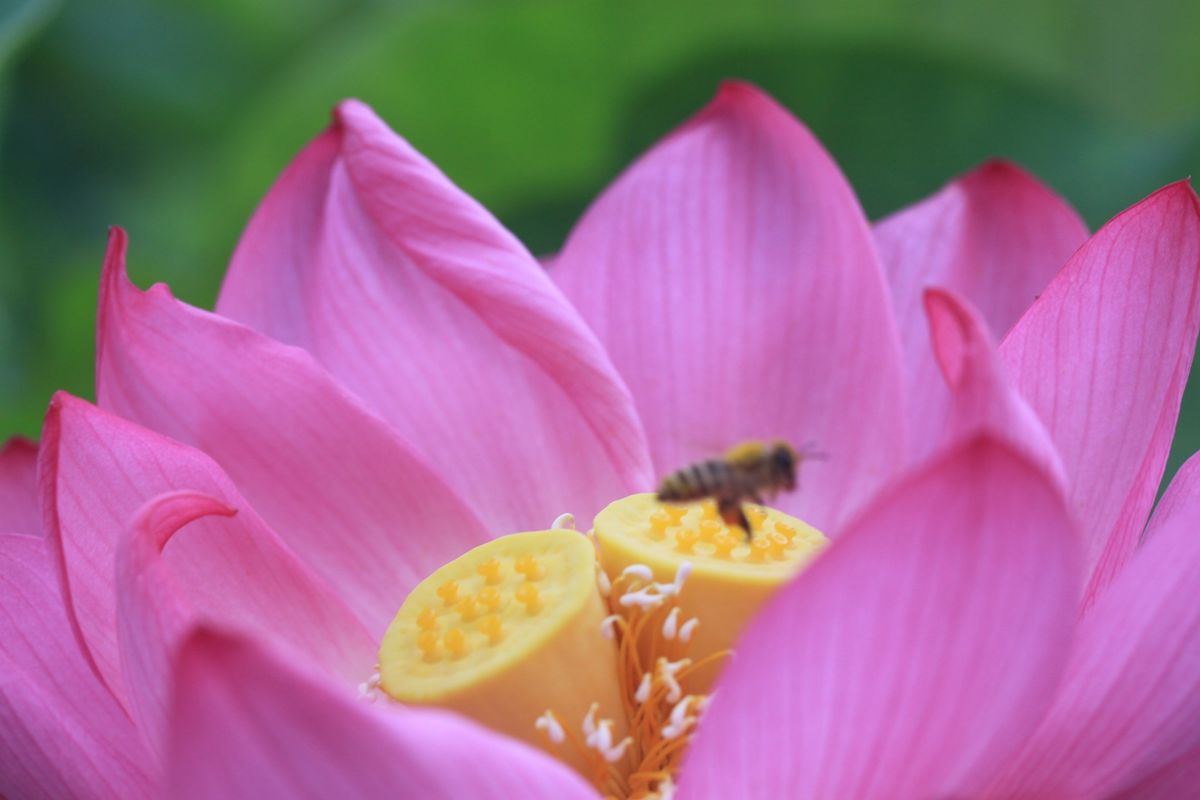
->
xmin=657 ymin=458 xmax=732 ymax=502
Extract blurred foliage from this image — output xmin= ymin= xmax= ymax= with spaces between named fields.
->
xmin=1 ymin=0 xmax=1199 ymax=480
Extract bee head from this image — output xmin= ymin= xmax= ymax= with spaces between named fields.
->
xmin=770 ymin=440 xmax=800 ymax=490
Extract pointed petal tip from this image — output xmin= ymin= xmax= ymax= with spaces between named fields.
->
xmin=1121 ymin=178 xmax=1200 ymax=220
xmin=332 ymin=98 xmax=371 ymax=126
xmin=923 ymin=285 xmax=972 ymax=323
xmin=964 ymin=158 xmax=1046 ymax=190
xmin=331 ymin=98 xmax=391 ymax=141
xmin=101 ymin=225 xmax=128 ymax=283
xmin=97 ymin=226 xmax=134 ymax=373
xmin=45 ymin=389 xmax=75 ymax=419
xmin=713 ymin=78 xmax=767 ymax=102
xmin=174 ymin=623 xmax=241 ymax=679
xmin=702 ymin=80 xmax=789 ymax=123
xmin=2 ymin=434 xmax=36 ymax=457
xmin=932 ymin=430 xmax=1068 ymax=501
xmin=922 ymin=286 xmax=983 ymax=388
xmin=958 ymin=158 xmax=1083 ymax=224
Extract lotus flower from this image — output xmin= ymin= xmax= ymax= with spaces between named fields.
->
xmin=3 ymin=82 xmax=1199 ymax=799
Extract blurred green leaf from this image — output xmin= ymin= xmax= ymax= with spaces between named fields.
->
xmin=1 ymin=0 xmax=1199 ymax=483
xmin=0 ymin=0 xmax=55 ymax=72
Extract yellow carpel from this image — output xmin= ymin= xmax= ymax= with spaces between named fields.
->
xmin=594 ymin=493 xmax=827 ymax=690
xmin=379 ymin=530 xmax=625 ymax=779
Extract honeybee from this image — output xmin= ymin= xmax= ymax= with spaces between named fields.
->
xmin=656 ymin=440 xmax=818 ymax=539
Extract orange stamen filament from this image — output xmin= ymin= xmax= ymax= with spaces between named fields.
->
xmin=538 ymin=559 xmax=730 ymax=799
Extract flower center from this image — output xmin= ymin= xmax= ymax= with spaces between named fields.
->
xmin=594 ymin=493 xmax=826 ymax=692
xmin=377 ymin=495 xmax=827 ymax=798
xmin=377 ymin=529 xmax=626 ymax=778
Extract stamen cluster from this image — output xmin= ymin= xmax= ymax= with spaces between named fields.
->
xmin=538 ymin=556 xmax=728 ymax=799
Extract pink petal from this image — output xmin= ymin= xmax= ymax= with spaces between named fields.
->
xmin=96 ymin=228 xmax=491 ymax=632
xmin=923 ymin=288 xmax=1066 ymax=488
xmin=988 ymin=450 xmax=1200 ymax=798
xmin=999 ymin=181 xmax=1200 ymax=603
xmin=551 ymin=81 xmax=906 ymax=530
xmin=0 ymin=533 xmax=155 ymax=799
xmin=875 ymin=161 xmax=1087 ymax=460
xmin=0 ymin=436 xmax=39 ymax=535
xmin=167 ymin=626 xmax=599 ymax=800
xmin=1111 ymin=747 xmax=1200 ymax=800
xmin=117 ymin=488 xmax=377 ymax=759
xmin=39 ymin=394 xmax=372 ymax=715
xmin=216 ymin=100 xmax=651 ymax=532
xmin=678 ymin=436 xmax=1080 ymax=799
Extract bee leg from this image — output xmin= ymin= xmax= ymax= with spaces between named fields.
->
xmin=719 ymin=498 xmax=753 ymax=540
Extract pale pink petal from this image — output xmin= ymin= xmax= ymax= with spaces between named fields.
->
xmin=875 ymin=161 xmax=1087 ymax=459
xmin=679 ymin=437 xmax=1080 ymax=799
xmin=552 ymin=81 xmax=906 ymax=530
xmin=96 ymin=228 xmax=491 ymax=632
xmin=0 ymin=533 xmax=155 ymax=799
xmin=216 ymin=101 xmax=651 ymax=532
xmin=0 ymin=436 xmax=39 ymax=535
xmin=117 ymin=489 xmax=377 ymax=758
xmin=924 ymin=288 xmax=1066 ymax=488
xmin=988 ymin=451 xmax=1200 ymax=798
xmin=167 ymin=627 xmax=599 ymax=800
xmin=40 ymin=394 xmax=372 ymax=714
xmin=1000 ymin=181 xmax=1200 ymax=603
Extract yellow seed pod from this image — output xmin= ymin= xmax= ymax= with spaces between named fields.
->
xmin=379 ymin=530 xmax=624 ymax=777
xmin=593 ymin=493 xmax=827 ymax=690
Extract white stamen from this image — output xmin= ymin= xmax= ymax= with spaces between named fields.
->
xmin=621 ymin=564 xmax=654 ymax=582
xmin=662 ymin=607 xmax=681 ymax=639
xmin=535 ymin=712 xmax=565 ymax=744
xmin=582 ymin=702 xmax=599 ymax=737
xmin=678 ymin=617 xmax=699 ymax=643
xmin=660 ymin=657 xmax=689 ymax=676
xmin=587 ymin=719 xmax=613 ymax=750
xmin=662 ymin=696 xmax=696 ymax=739
xmin=551 ymin=512 xmax=575 ymax=530
xmin=595 ymin=567 xmax=612 ymax=597
xmin=600 ymin=735 xmax=633 ymax=763
xmin=581 ymin=718 xmax=631 ymax=763
xmin=654 ymin=778 xmax=677 ymax=800
xmin=658 ymin=658 xmax=690 ymax=703
xmin=634 ymin=672 xmax=653 ymax=704
xmin=673 ymin=561 xmax=692 ymax=592
xmin=619 ymin=587 xmax=665 ymax=609
xmin=651 ymin=560 xmax=692 ymax=597
xmin=357 ymin=668 xmax=383 ymax=702
xmin=600 ymin=614 xmax=622 ymax=640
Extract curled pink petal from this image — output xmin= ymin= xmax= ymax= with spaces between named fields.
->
xmin=217 ymin=100 xmax=651 ymax=532
xmin=679 ymin=436 xmax=1079 ymax=799
xmin=552 ymin=81 xmax=906 ymax=530
xmin=875 ymin=161 xmax=1087 ymax=459
xmin=167 ymin=626 xmax=599 ymax=800
xmin=39 ymin=393 xmax=372 ymax=714
xmin=117 ymin=489 xmax=376 ymax=758
xmin=1000 ymin=181 xmax=1200 ymax=603
xmin=924 ymin=288 xmax=1066 ymax=489
xmin=989 ymin=451 xmax=1200 ymax=798
xmin=0 ymin=436 xmax=39 ymax=535
xmin=0 ymin=533 xmax=155 ymax=799
xmin=96 ymin=228 xmax=491 ymax=633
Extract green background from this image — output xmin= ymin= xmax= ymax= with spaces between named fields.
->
xmin=2 ymin=0 xmax=1199 ymax=480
